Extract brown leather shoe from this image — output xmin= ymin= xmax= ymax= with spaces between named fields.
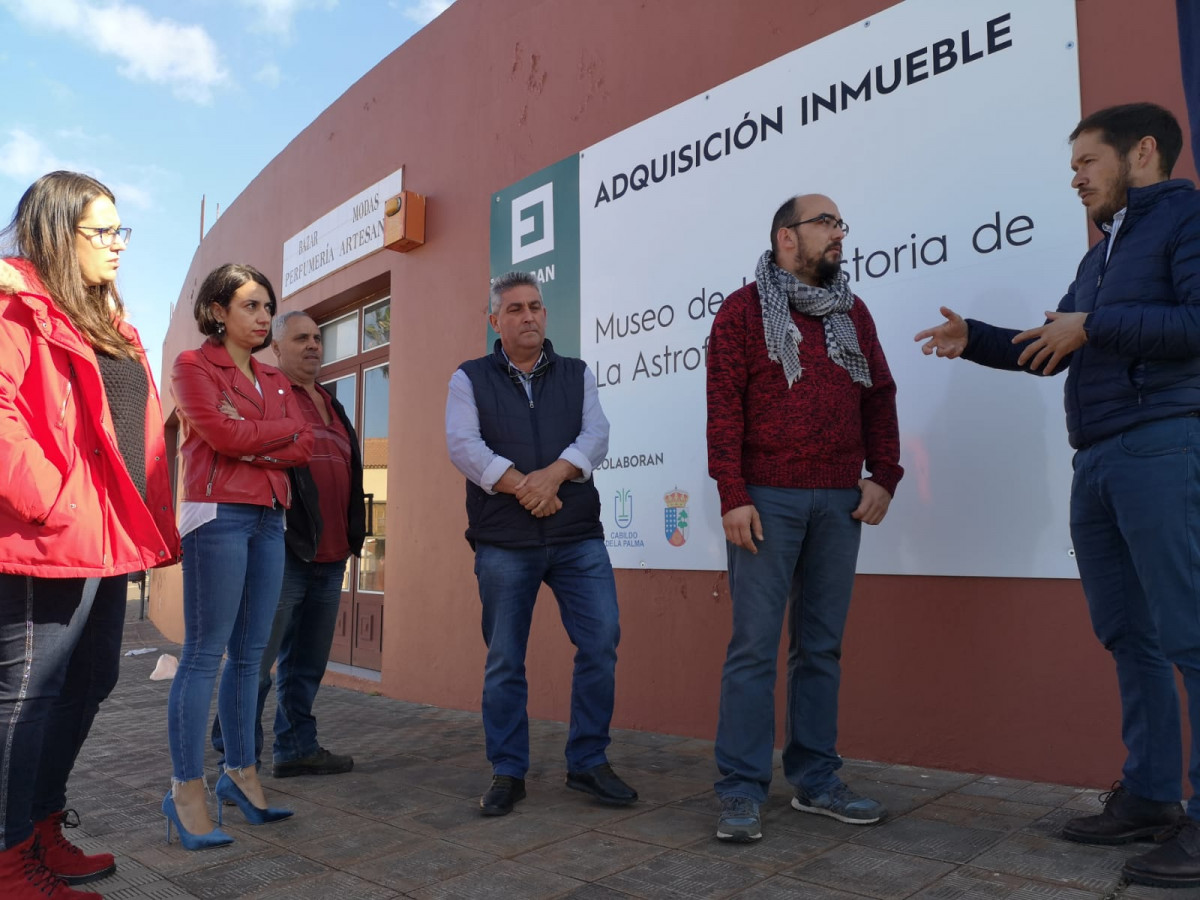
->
xmin=1062 ymin=782 xmax=1185 ymax=845
xmin=1124 ymin=820 xmax=1200 ymax=888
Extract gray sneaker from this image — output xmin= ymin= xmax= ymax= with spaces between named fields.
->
xmin=792 ymin=782 xmax=886 ymax=825
xmin=716 ymin=795 xmax=762 ymax=842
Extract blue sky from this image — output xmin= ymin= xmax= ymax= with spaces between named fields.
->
xmin=0 ymin=0 xmax=454 ymax=377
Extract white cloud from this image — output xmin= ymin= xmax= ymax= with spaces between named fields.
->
xmin=238 ymin=0 xmax=337 ymax=37
xmin=0 ymin=129 xmax=72 ymax=181
xmin=254 ymin=62 xmax=282 ymax=87
xmin=2 ymin=0 xmax=228 ymax=103
xmin=0 ymin=129 xmax=157 ymax=211
xmin=398 ymin=0 xmax=452 ymax=26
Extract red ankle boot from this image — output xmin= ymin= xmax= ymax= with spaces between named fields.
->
xmin=33 ymin=810 xmax=115 ymax=885
xmin=0 ymin=834 xmax=101 ymax=899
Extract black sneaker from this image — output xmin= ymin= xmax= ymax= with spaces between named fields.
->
xmin=1123 ymin=820 xmax=1200 ymax=888
xmin=1062 ymin=782 xmax=1185 ymax=845
xmin=272 ymin=747 xmax=354 ymax=778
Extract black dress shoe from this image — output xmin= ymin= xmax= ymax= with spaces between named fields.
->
xmin=272 ymin=747 xmax=354 ymax=778
xmin=480 ymin=775 xmax=526 ymax=816
xmin=1062 ymin=782 xmax=1185 ymax=845
xmin=565 ymin=763 xmax=638 ymax=806
xmin=1124 ymin=820 xmax=1200 ymax=888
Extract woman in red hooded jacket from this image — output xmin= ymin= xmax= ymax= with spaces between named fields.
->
xmin=0 ymin=171 xmax=180 ymax=899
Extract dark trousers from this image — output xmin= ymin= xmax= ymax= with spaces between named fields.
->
xmin=211 ymin=552 xmax=348 ymax=765
xmin=1071 ymin=415 xmax=1200 ymax=819
xmin=0 ymin=574 xmax=125 ymax=849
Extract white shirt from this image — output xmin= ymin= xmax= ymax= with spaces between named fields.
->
xmin=1103 ymin=207 xmax=1127 ymax=265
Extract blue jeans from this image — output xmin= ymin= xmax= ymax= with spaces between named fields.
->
xmin=0 ymin=574 xmax=124 ymax=849
xmin=715 ymin=485 xmax=862 ymax=803
xmin=211 ymin=552 xmax=347 ymax=764
xmin=474 ymin=538 xmax=620 ymax=777
xmin=1071 ymin=415 xmax=1200 ymax=819
xmin=168 ymin=504 xmax=284 ymax=781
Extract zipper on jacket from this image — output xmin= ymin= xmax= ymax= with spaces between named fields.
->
xmin=525 ymin=376 xmax=546 ymax=541
xmin=205 ymin=455 xmax=219 ymax=497
xmin=260 ymin=433 xmax=300 ymax=451
xmin=57 ymin=381 xmax=73 ymax=427
xmin=57 ymin=362 xmax=78 ymax=427
xmin=233 ymin=381 xmax=265 ymax=415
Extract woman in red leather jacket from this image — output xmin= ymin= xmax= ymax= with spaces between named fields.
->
xmin=165 ymin=264 xmax=313 ymax=850
xmin=0 ymin=171 xmax=180 ymax=899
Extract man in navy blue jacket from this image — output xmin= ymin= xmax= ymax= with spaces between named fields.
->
xmin=446 ymin=270 xmax=637 ymax=817
xmin=916 ymin=102 xmax=1200 ymax=889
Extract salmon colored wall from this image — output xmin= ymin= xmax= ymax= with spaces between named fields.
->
xmin=154 ymin=0 xmax=1196 ymax=789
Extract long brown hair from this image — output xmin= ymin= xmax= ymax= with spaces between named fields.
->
xmin=4 ymin=171 xmax=139 ymax=358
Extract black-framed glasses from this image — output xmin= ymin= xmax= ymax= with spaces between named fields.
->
xmin=785 ymin=214 xmax=849 ymax=236
xmin=77 ymin=226 xmax=132 ymax=248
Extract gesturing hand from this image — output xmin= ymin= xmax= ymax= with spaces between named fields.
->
xmin=914 ymin=307 xmax=968 ymax=359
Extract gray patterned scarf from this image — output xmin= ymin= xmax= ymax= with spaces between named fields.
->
xmin=755 ymin=250 xmax=871 ymax=389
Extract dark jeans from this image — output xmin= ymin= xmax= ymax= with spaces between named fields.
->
xmin=714 ymin=486 xmax=862 ymax=803
xmin=474 ymin=538 xmax=621 ymax=777
xmin=0 ymin=574 xmax=124 ymax=849
xmin=212 ymin=552 xmax=347 ymax=765
xmin=1071 ymin=415 xmax=1200 ymax=819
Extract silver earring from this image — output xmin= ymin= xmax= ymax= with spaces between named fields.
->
xmin=216 ymin=322 xmax=226 ymax=336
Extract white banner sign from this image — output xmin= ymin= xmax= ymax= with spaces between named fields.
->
xmin=579 ymin=0 xmax=1083 ymax=576
xmin=491 ymin=0 xmax=1084 ymax=577
xmin=282 ymin=168 xmax=404 ymax=297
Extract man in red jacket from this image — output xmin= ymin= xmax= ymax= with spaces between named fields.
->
xmin=706 ymin=194 xmax=903 ymax=842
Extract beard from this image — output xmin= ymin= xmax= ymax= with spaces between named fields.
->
xmin=814 ymin=250 xmax=843 ymax=284
xmin=1089 ymin=159 xmax=1132 ymax=226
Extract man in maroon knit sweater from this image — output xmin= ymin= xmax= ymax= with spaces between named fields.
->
xmin=707 ymin=194 xmax=903 ymax=842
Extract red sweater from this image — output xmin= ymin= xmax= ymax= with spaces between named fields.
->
xmin=706 ymin=282 xmax=902 ymax=515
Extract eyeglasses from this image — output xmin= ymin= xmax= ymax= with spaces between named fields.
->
xmin=77 ymin=226 xmax=132 ymax=248
xmin=784 ymin=214 xmax=849 ymax=236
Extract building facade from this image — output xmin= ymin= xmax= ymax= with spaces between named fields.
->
xmin=154 ymin=0 xmax=1198 ymax=788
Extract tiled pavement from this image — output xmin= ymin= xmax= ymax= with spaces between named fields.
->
xmin=67 ymin=603 xmax=1180 ymax=899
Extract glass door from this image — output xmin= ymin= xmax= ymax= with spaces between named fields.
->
xmin=319 ymin=298 xmax=389 ymax=670
xmin=352 ymin=361 xmax=388 ymax=670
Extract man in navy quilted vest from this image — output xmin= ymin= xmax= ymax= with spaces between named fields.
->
xmin=446 ymin=270 xmax=637 ymax=816
xmin=916 ymin=102 xmax=1200 ymax=890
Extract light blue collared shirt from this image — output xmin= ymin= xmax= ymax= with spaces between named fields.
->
xmin=445 ymin=352 xmax=609 ymax=493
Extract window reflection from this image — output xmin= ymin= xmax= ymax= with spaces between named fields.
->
xmin=321 ymin=313 xmax=357 ymax=364
xmin=363 ymin=298 xmax=390 ymax=351
xmin=359 ymin=363 xmax=388 ymax=593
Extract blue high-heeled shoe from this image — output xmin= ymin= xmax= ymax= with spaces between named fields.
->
xmin=214 ymin=771 xmax=293 ymax=825
xmin=161 ymin=792 xmax=234 ymax=850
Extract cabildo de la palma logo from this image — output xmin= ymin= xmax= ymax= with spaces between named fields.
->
xmin=510 ymin=182 xmax=555 ymax=264
xmin=664 ymin=489 xmax=689 ymax=547
xmin=614 ymin=489 xmax=633 ymax=528
xmin=607 ymin=489 xmax=644 ymax=550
